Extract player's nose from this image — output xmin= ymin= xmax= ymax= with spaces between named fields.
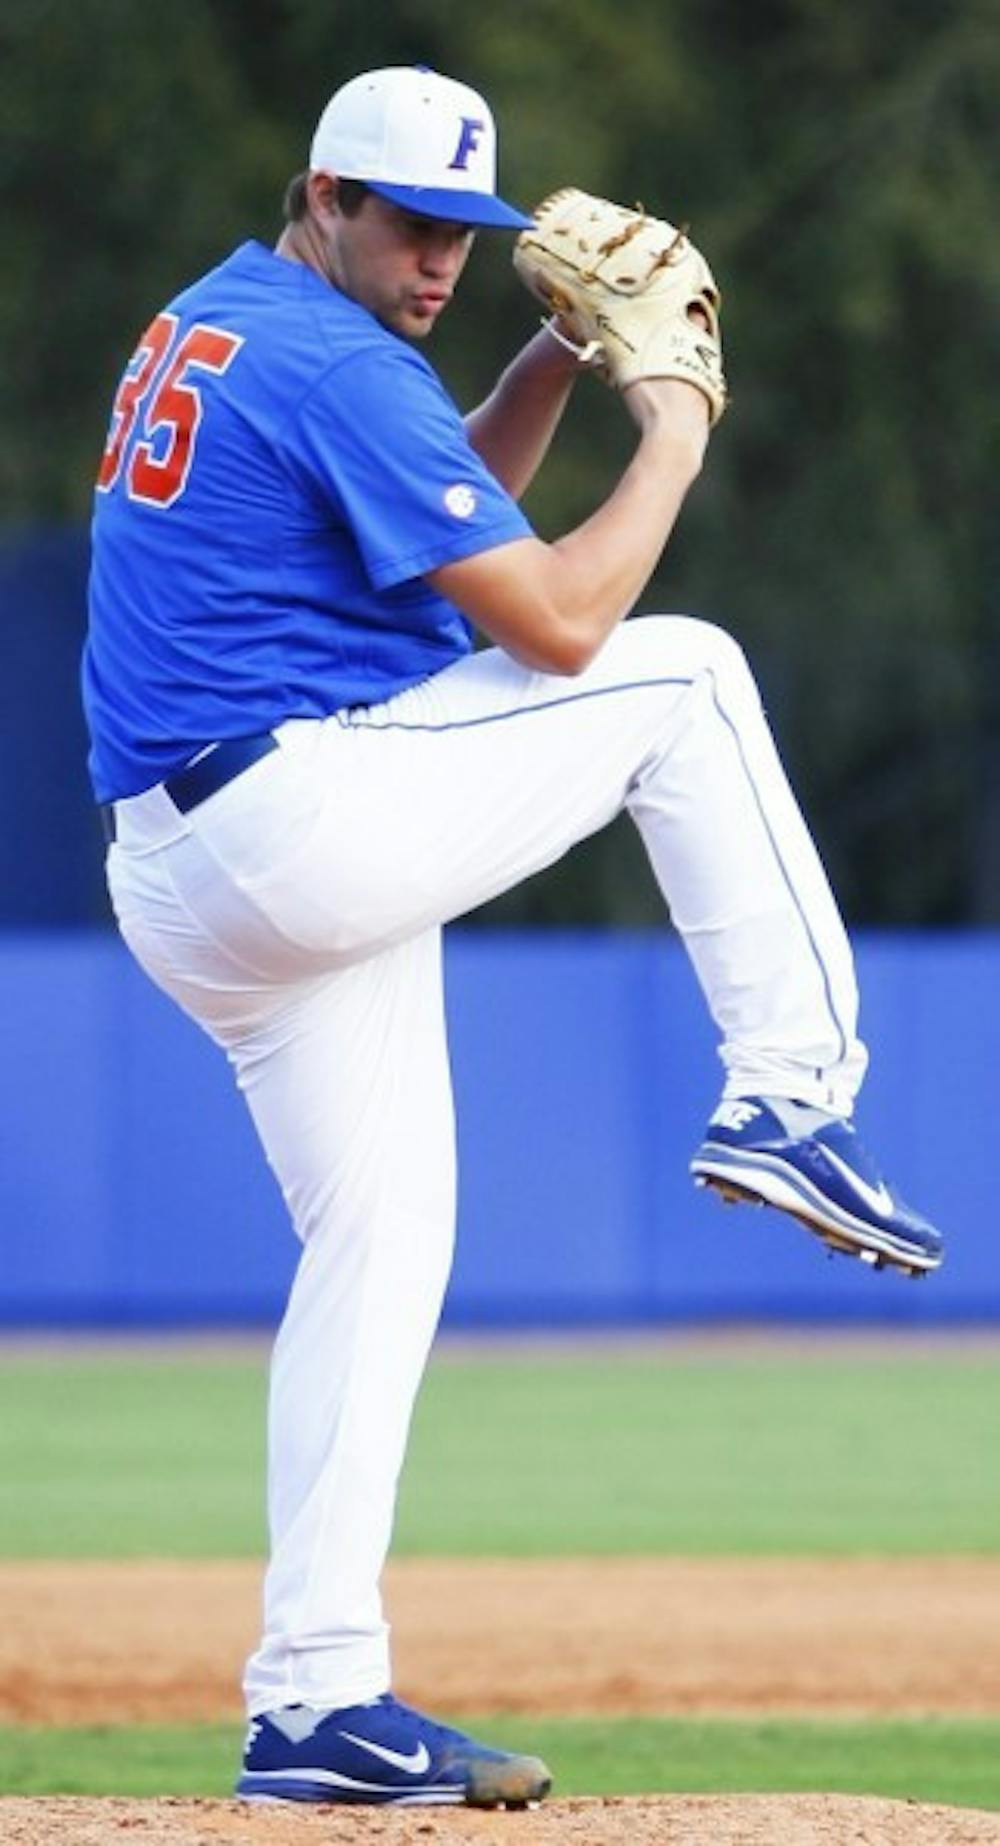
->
xmin=419 ymin=227 xmax=471 ymax=277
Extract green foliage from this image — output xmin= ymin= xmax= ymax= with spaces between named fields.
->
xmin=3 ymin=0 xmax=998 ymax=917
xmin=0 ymin=0 xmax=289 ymax=522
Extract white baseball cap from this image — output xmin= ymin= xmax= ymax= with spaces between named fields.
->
xmin=309 ymin=66 xmax=533 ymax=230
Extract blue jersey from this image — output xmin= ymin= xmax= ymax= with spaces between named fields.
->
xmin=83 ymin=241 xmax=532 ymax=800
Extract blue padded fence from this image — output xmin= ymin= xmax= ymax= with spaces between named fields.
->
xmin=0 ymin=928 xmax=993 ymax=1328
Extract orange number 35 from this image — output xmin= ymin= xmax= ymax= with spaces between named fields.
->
xmin=96 ymin=312 xmax=243 ymax=507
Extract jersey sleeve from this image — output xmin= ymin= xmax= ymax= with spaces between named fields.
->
xmin=291 ymin=344 xmax=534 ymax=590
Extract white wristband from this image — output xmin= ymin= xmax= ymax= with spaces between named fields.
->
xmin=541 ymin=316 xmax=603 ymax=367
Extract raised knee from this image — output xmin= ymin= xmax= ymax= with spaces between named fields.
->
xmin=600 ymin=614 xmax=760 ymax=702
xmin=687 ymin=617 xmax=751 ymax=680
xmin=640 ymin=614 xmax=756 ymax=687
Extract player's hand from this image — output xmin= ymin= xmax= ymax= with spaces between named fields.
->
xmin=513 ymin=189 xmax=727 ymax=422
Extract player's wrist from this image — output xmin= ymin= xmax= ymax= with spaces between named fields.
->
xmin=539 ymin=315 xmax=603 ymax=370
xmin=625 ymin=376 xmax=711 ymax=450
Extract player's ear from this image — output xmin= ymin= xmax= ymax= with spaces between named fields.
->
xmin=307 ymin=171 xmax=340 ymax=221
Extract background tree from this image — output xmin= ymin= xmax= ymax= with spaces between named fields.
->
xmin=2 ymin=0 xmax=998 ymax=923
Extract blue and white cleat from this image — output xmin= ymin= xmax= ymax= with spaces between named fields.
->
xmin=237 ymin=1694 xmax=552 ymax=1808
xmin=690 ymin=1097 xmax=944 ymax=1277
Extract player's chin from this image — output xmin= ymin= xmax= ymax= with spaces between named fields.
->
xmin=379 ymin=307 xmax=435 ymax=342
xmin=403 ymin=297 xmax=450 ymax=337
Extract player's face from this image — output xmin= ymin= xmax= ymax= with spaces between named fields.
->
xmin=327 ymin=194 xmax=475 ymax=339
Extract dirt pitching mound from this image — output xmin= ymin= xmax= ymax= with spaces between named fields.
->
xmin=6 ymin=1559 xmax=1000 ymax=1842
xmin=2 ymin=1795 xmax=1000 ymax=1846
xmin=4 ymin=1557 xmax=1000 ymax=1723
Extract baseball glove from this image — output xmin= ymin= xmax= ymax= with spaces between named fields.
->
xmin=513 ymin=188 xmax=727 ymax=424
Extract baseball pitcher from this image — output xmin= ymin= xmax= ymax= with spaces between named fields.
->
xmin=82 ymin=64 xmax=942 ymax=1810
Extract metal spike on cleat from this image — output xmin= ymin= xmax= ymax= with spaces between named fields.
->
xmin=697 ymin=1169 xmax=935 ymax=1280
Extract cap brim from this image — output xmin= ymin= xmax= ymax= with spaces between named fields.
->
xmin=366 ymin=179 xmax=533 ymax=230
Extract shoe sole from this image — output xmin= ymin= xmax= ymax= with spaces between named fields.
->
xmin=691 ymin=1149 xmax=942 ymax=1277
xmin=236 ymin=1758 xmax=552 ymax=1809
xmin=238 ymin=1778 xmax=464 ymax=1805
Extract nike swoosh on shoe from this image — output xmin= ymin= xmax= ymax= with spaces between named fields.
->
xmin=338 ymin=1733 xmax=431 ymax=1775
xmin=820 ymin=1145 xmax=895 ymax=1219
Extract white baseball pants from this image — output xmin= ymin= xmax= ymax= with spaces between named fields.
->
xmin=105 ymin=615 xmax=867 ymax=1714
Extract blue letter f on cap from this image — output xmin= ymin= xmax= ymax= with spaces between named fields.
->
xmin=449 ymin=117 xmax=484 ymax=170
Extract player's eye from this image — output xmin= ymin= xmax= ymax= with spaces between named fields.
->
xmin=404 ymin=213 xmax=474 ymax=245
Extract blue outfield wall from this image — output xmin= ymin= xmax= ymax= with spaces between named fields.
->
xmin=0 ymin=928 xmax=994 ymax=1329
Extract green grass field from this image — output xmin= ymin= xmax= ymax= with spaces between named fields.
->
xmin=5 ymin=1717 xmax=1000 ymax=1809
xmin=2 ymin=1336 xmax=999 ymax=1808
xmin=2 ymin=1338 xmax=999 ymax=1558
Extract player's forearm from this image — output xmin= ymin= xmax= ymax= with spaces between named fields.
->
xmin=430 ymin=391 xmax=708 ymax=677
xmin=464 ymin=326 xmax=580 ymax=498
xmin=539 ymin=413 xmax=707 ymax=661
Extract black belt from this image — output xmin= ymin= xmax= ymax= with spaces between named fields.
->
xmin=100 ymin=733 xmax=279 ymax=845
